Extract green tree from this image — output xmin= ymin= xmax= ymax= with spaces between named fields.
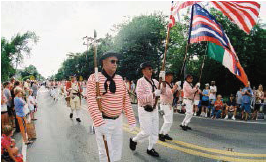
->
xmin=114 ymin=12 xmax=167 ymax=81
xmin=1 ymin=31 xmax=39 ymax=81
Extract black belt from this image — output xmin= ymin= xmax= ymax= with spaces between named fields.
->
xmin=102 ymin=114 xmax=119 ymax=120
xmin=72 ymin=93 xmax=80 ymax=95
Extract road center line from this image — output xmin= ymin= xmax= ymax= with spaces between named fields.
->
xmin=122 ymin=126 xmax=265 ymax=162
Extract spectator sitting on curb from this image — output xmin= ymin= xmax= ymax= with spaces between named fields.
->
xmin=224 ymin=94 xmax=237 ymax=120
xmin=211 ymin=95 xmax=223 ymax=119
xmin=1 ymin=125 xmax=23 ymax=162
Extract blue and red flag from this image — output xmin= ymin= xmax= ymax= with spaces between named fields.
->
xmin=188 ymin=4 xmax=248 ymax=86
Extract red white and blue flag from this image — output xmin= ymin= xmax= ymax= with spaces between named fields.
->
xmin=169 ymin=1 xmax=200 ymax=28
xmin=211 ymin=1 xmax=260 ymax=34
xmin=188 ymin=4 xmax=248 ymax=86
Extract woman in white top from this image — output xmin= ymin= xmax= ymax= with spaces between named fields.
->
xmin=1 ymin=85 xmax=9 ymax=128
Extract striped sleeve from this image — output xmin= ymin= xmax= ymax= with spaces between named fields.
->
xmin=122 ymin=78 xmax=136 ymax=125
xmin=161 ymin=83 xmax=172 ymax=96
xmin=86 ymin=74 xmax=104 ymax=127
xmin=136 ymin=78 xmax=153 ymax=105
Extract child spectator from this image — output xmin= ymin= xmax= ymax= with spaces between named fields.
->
xmin=236 ymin=87 xmax=244 ymax=119
xmin=28 ymin=89 xmax=37 ymax=121
xmin=225 ymin=94 xmax=237 ymax=120
xmin=201 ymin=84 xmax=210 ymax=117
xmin=211 ymin=95 xmax=223 ymax=119
xmin=193 ymin=87 xmax=201 ymax=116
xmin=1 ymin=125 xmax=23 ymax=162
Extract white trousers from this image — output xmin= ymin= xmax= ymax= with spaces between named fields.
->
xmin=160 ymin=104 xmax=173 ymax=135
xmin=95 ymin=115 xmax=123 ymax=162
xmin=181 ymin=99 xmax=194 ymax=126
xmin=133 ymin=106 xmax=159 ymax=150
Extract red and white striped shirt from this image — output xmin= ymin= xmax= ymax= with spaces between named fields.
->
xmin=183 ymin=81 xmax=197 ymax=100
xmin=136 ymin=77 xmax=165 ymax=107
xmin=87 ymin=72 xmax=136 ymax=127
xmin=160 ymin=83 xmax=173 ymax=105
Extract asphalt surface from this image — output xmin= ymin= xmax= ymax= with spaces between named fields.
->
xmin=15 ymin=86 xmax=265 ymax=162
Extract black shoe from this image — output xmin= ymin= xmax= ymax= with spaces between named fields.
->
xmin=70 ymin=113 xmax=73 ymax=119
xmin=159 ymin=134 xmax=165 ymax=141
xmin=147 ymin=148 xmax=159 ymax=157
xmin=164 ymin=134 xmax=173 ymax=140
xmin=76 ymin=118 xmax=81 ymax=122
xmin=185 ymin=126 xmax=192 ymax=130
xmin=180 ymin=125 xmax=187 ymax=131
xmin=129 ymin=138 xmax=137 ymax=151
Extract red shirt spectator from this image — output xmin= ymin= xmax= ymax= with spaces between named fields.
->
xmin=214 ymin=100 xmax=223 ymax=111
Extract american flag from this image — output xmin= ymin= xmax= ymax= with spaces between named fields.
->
xmin=169 ymin=1 xmax=200 ymax=28
xmin=211 ymin=1 xmax=260 ymax=34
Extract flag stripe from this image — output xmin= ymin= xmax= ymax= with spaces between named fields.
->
xmin=211 ymin=1 xmax=260 ymax=34
xmin=189 ymin=4 xmax=248 ymax=86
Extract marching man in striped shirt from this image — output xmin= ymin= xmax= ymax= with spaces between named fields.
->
xmin=129 ymin=62 xmax=165 ymax=157
xmin=159 ymin=72 xmax=181 ymax=141
xmin=180 ymin=74 xmax=200 ymax=131
xmin=87 ymin=52 xmax=136 ymax=162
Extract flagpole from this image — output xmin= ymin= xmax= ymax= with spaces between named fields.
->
xmin=153 ymin=25 xmax=170 ymax=109
xmin=179 ymin=4 xmax=195 ymax=81
xmin=153 ymin=1 xmax=175 ymax=109
xmin=179 ymin=42 xmax=189 ymax=80
xmin=198 ymin=42 xmax=208 ymax=83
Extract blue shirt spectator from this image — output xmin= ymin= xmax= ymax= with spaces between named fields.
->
xmin=242 ymin=87 xmax=253 ymax=104
xmin=14 ymin=97 xmax=25 ymax=117
xmin=202 ymin=89 xmax=209 ymax=101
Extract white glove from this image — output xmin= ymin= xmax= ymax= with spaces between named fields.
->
xmin=129 ymin=124 xmax=136 ymax=132
xmin=154 ymin=89 xmax=161 ymax=97
xmin=94 ymin=124 xmax=106 ymax=134
xmin=196 ymin=82 xmax=200 ymax=87
xmin=159 ymin=71 xmax=166 ymax=81
xmin=175 ymin=81 xmax=181 ymax=87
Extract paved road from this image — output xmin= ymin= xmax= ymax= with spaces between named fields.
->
xmin=17 ymin=87 xmax=265 ymax=162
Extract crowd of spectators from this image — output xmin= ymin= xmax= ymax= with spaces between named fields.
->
xmin=123 ymin=79 xmax=266 ymax=121
xmin=177 ymin=81 xmax=266 ymax=121
xmin=1 ymin=78 xmax=40 ymax=162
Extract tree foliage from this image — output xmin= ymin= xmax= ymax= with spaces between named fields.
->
xmin=55 ymin=9 xmax=266 ymax=96
xmin=1 ymin=31 xmax=39 ymax=81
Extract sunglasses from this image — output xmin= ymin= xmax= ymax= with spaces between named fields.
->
xmin=110 ymin=60 xmax=119 ymax=64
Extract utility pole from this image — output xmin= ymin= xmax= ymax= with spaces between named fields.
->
xmin=83 ymin=36 xmax=94 ymax=61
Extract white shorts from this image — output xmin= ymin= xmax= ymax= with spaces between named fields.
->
xmin=194 ymin=100 xmax=200 ymax=106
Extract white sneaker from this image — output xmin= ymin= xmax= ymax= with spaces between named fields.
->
xmin=224 ymin=116 xmax=228 ymax=120
xmin=205 ymin=113 xmax=207 ymax=117
xmin=194 ymin=112 xmax=197 ymax=116
xmin=232 ymin=116 xmax=236 ymax=120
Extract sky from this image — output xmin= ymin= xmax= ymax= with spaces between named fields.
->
xmin=1 ymin=1 xmax=266 ymax=78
